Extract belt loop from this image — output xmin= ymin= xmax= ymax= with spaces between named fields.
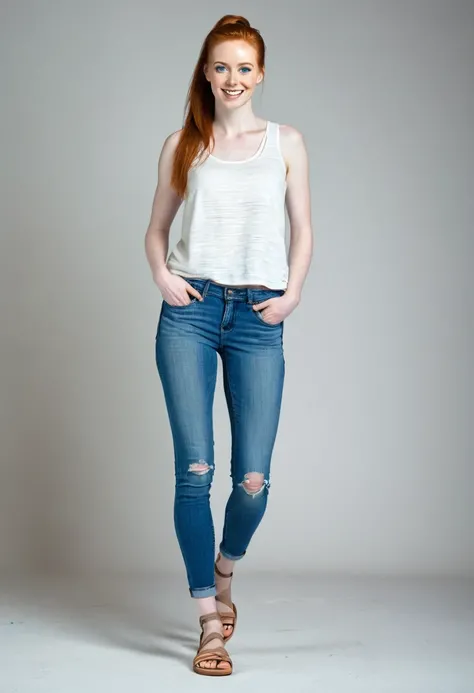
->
xmin=202 ymin=279 xmax=211 ymax=298
xmin=247 ymin=288 xmax=253 ymax=304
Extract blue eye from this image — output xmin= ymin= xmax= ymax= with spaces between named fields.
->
xmin=215 ymin=65 xmax=251 ymax=74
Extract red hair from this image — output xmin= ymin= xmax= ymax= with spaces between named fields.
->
xmin=171 ymin=15 xmax=266 ymax=198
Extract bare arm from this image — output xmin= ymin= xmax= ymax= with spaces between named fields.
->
xmin=144 ymin=130 xmax=183 ymax=282
xmin=250 ymin=125 xmax=313 ymax=324
xmin=281 ymin=125 xmax=314 ymax=303
xmin=144 ymin=132 xmax=203 ymax=305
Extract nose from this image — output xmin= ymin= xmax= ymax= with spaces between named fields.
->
xmin=226 ymin=69 xmax=239 ymax=86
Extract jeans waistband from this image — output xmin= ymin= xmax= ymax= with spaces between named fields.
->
xmin=185 ymin=278 xmax=285 ymax=303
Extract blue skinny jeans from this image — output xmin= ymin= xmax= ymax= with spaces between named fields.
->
xmin=155 ymin=278 xmax=285 ymax=598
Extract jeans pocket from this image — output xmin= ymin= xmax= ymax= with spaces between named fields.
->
xmin=253 ymin=309 xmax=282 ymax=327
xmin=165 ymin=295 xmax=198 ymax=308
xmin=164 ymin=278 xmax=205 ymax=308
xmin=251 ymin=289 xmax=284 ymax=327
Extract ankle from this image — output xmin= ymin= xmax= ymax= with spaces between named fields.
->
xmin=196 ymin=595 xmax=218 ymax=620
xmin=202 ymin=616 xmax=222 ymax=632
xmin=216 ymin=553 xmax=235 ymax=577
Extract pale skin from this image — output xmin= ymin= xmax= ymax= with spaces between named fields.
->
xmin=145 ymin=39 xmax=313 ymax=669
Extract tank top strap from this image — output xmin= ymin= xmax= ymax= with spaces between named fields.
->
xmin=261 ymin=121 xmax=282 ymax=158
xmin=265 ymin=121 xmax=279 ymax=146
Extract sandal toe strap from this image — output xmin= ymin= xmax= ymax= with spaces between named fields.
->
xmin=194 ymin=647 xmax=232 ymax=666
xmin=219 ymin=613 xmax=235 ymax=626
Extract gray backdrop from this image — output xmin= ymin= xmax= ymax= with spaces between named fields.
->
xmin=1 ymin=0 xmax=473 ymax=577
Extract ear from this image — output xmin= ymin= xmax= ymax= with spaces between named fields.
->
xmin=203 ymin=64 xmax=210 ymax=82
xmin=256 ymin=69 xmax=265 ymax=85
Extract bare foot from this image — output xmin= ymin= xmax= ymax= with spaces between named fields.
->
xmin=196 ymin=616 xmax=231 ymax=671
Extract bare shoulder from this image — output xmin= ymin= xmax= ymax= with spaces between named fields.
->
xmin=279 ymin=123 xmax=304 ymax=144
xmin=157 ymin=129 xmax=183 ymax=181
xmin=278 ymin=124 xmax=308 ymax=171
xmin=160 ymin=129 xmax=183 ymax=159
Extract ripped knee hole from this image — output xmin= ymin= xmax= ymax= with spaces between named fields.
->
xmin=241 ymin=472 xmax=269 ymax=496
xmin=188 ymin=461 xmax=213 ymax=476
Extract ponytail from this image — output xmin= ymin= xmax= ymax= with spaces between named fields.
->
xmin=170 ymin=15 xmax=265 ymax=198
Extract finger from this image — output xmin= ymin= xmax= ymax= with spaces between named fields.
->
xmin=252 ymin=300 xmax=270 ymax=310
xmin=185 ymin=285 xmax=203 ymax=301
xmin=171 ymin=296 xmax=189 ymax=306
xmin=170 ymin=291 xmax=192 ymax=306
xmin=252 ymin=301 xmax=270 ymax=310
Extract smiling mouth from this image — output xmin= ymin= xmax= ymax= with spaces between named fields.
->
xmin=222 ymin=89 xmax=244 ymax=97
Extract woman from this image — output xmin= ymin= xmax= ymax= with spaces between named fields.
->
xmin=145 ymin=14 xmax=313 ymax=676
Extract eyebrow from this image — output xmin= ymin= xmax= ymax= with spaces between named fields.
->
xmin=213 ymin=61 xmax=254 ymax=67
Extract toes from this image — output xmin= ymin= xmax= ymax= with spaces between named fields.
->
xmin=199 ymin=658 xmax=229 ymax=669
xmin=198 ymin=659 xmax=230 ymax=670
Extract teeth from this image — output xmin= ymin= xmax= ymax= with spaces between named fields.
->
xmin=224 ymin=90 xmax=243 ymax=95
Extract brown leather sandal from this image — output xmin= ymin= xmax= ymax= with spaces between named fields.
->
xmin=215 ymin=553 xmax=238 ymax=643
xmin=193 ymin=612 xmax=233 ymax=676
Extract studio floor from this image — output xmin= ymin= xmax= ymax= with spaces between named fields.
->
xmin=1 ymin=571 xmax=473 ymax=692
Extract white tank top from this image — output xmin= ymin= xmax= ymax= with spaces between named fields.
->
xmin=166 ymin=120 xmax=288 ymax=289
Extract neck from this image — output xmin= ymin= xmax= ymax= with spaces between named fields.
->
xmin=212 ymin=102 xmax=260 ymax=136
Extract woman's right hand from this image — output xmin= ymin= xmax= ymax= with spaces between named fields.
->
xmin=154 ymin=268 xmax=203 ymax=306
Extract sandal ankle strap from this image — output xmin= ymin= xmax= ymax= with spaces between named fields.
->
xmin=214 ymin=555 xmax=233 ymax=579
xmin=199 ymin=611 xmax=221 ymax=626
xmin=200 ymin=631 xmax=225 ymax=649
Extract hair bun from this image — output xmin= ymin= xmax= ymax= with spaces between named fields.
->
xmin=213 ymin=15 xmax=251 ymax=30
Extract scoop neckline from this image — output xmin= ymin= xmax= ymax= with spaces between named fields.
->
xmin=208 ymin=121 xmax=270 ymax=164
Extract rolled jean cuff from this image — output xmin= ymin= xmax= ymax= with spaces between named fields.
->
xmin=189 ymin=584 xmax=216 ymax=599
xmin=218 ymin=545 xmax=246 ymax=561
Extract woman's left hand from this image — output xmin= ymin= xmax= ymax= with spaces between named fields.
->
xmin=252 ymin=294 xmax=300 ymax=325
